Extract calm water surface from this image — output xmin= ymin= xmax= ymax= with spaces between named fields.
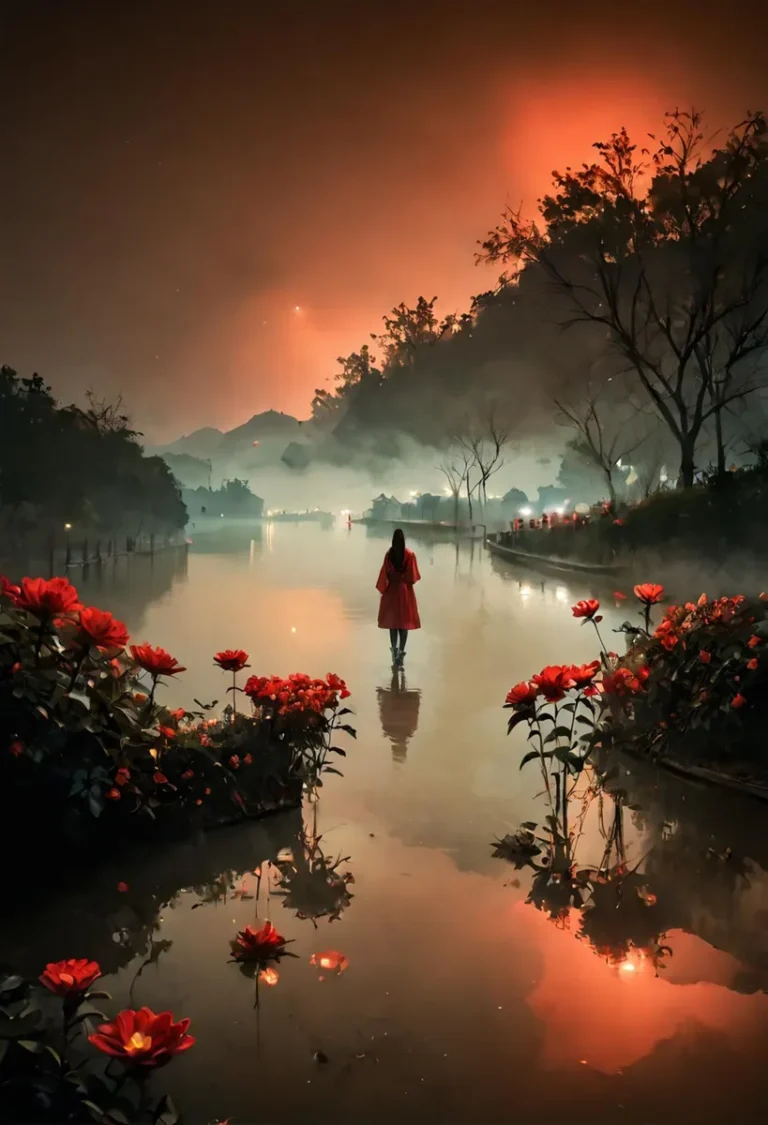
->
xmin=5 ymin=523 xmax=768 ymax=1122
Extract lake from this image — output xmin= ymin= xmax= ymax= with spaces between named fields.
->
xmin=5 ymin=521 xmax=768 ymax=1123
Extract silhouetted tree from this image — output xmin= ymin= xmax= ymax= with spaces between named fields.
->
xmin=480 ymin=110 xmax=768 ymax=487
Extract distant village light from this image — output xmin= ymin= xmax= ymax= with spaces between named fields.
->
xmin=519 ymin=507 xmax=532 ymax=517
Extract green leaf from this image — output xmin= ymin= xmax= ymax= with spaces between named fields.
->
xmin=337 ymin=724 xmax=357 ymax=738
xmin=322 ymin=766 xmax=344 ymax=776
xmin=154 ymin=1093 xmax=180 ymax=1125
xmin=329 ymin=746 xmax=346 ymax=756
xmin=519 ymin=749 xmax=554 ymax=769
xmin=19 ymin=1038 xmax=43 ymax=1053
xmin=0 ymin=1009 xmax=42 ymax=1039
xmin=0 ymin=975 xmax=24 ymax=996
xmin=88 ymin=794 xmax=103 ymax=818
xmin=85 ymin=990 xmax=112 ymax=1001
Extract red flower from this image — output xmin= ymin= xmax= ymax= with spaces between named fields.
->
xmin=698 ymin=650 xmax=712 ymax=664
xmin=214 ymin=649 xmax=250 ymax=673
xmin=153 ymin=771 xmax=169 ymax=784
xmin=325 ymin=672 xmax=351 ymax=699
xmin=130 ymin=644 xmax=186 ymax=677
xmin=613 ymin=518 xmax=624 ymax=526
xmin=613 ymin=591 xmax=627 ymax=601
xmin=731 ymin=693 xmax=748 ymax=709
xmin=115 ymin=767 xmax=130 ymax=786
xmin=748 ymin=635 xmax=761 ymax=649
xmin=532 ymin=665 xmax=575 ymax=703
xmin=157 ymin=726 xmax=176 ymax=739
xmin=505 ymin=681 xmax=538 ymax=707
xmin=168 ymin=708 xmax=186 ymax=721
xmin=243 ymin=753 xmax=253 ymax=765
xmin=40 ymin=958 xmax=101 ymax=997
xmin=105 ymin=787 xmax=121 ymax=800
xmin=568 ymin=661 xmax=601 ymax=690
xmin=760 ymin=592 xmax=768 ymax=602
xmin=228 ymin=755 xmax=240 ymax=769
xmin=0 ymin=576 xmax=20 ymax=600
xmin=747 ymin=657 xmax=758 ymax=671
xmin=603 ymin=666 xmax=649 ymax=696
xmin=76 ymin=607 xmax=129 ymax=651
xmin=89 ymin=1007 xmax=195 ymax=1067
xmin=117 ymin=881 xmax=128 ymax=893
xmin=181 ymin=769 xmax=195 ymax=780
xmin=230 ymin=920 xmax=292 ymax=963
xmin=571 ymin=599 xmax=600 ymax=620
xmin=14 ymin=576 xmax=81 ymax=618
xmin=633 ymin=583 xmax=664 ymax=606
xmin=9 ymin=739 xmax=24 ymax=757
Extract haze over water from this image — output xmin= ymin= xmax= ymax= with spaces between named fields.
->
xmin=5 ymin=523 xmax=768 ymax=1123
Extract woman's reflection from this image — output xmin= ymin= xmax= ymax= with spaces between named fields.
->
xmin=377 ymin=669 xmax=421 ymax=762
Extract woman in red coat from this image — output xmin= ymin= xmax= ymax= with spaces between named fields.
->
xmin=376 ymin=528 xmax=421 ymax=666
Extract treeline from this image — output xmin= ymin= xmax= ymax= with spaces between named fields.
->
xmin=0 ymin=366 xmax=186 ymax=539
xmin=312 ymin=110 xmax=768 ymax=490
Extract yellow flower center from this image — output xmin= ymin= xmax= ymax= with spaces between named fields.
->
xmin=127 ymin=1031 xmax=152 ymax=1053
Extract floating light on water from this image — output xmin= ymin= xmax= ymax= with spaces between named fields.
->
xmin=310 ymin=950 xmax=349 ymax=978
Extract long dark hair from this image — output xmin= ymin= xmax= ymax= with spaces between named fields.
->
xmin=388 ymin=527 xmax=406 ymax=571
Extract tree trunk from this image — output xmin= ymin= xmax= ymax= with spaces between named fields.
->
xmin=714 ymin=407 xmax=726 ymax=477
xmin=678 ymin=437 xmax=696 ymax=489
xmin=605 ymin=470 xmax=617 ymax=510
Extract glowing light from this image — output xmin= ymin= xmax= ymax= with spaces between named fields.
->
xmin=519 ymin=507 xmax=532 ymax=517
xmin=291 ymin=626 xmax=297 ymax=633
xmin=252 ymin=440 xmax=260 ymax=446
xmin=260 ymin=967 xmax=279 ymax=986
xmin=310 ymin=950 xmax=349 ymax=976
xmin=295 ymin=305 xmax=301 ymax=312
xmin=619 ymin=961 xmax=636 ymax=973
xmin=555 ymin=506 xmax=565 ymax=515
xmin=555 ymin=586 xmax=569 ymax=603
xmin=149 ymin=748 xmax=158 ymax=760
xmin=64 ymin=522 xmax=72 ymax=530
xmin=520 ymin=585 xmax=532 ymax=599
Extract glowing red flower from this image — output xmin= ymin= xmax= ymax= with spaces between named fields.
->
xmin=747 ymin=657 xmax=758 ymax=671
xmin=153 ymin=771 xmax=169 ymax=784
xmin=260 ymin=967 xmax=279 ymax=986
xmin=633 ymin=583 xmax=664 ymax=606
xmin=157 ymin=726 xmax=176 ymax=739
xmin=572 ymin=599 xmax=600 ymax=620
xmin=117 ymin=881 xmax=128 ymax=892
xmin=40 ymin=958 xmax=101 ymax=997
xmin=115 ymin=767 xmax=130 ymax=786
xmin=130 ymin=644 xmax=186 ymax=677
xmin=698 ymin=650 xmax=712 ymax=664
xmin=168 ymin=708 xmax=186 ymax=721
xmin=14 ymin=576 xmax=81 ymax=618
xmin=532 ymin=665 xmax=575 ymax=703
xmin=214 ymin=649 xmax=250 ymax=673
xmin=243 ymin=752 xmax=253 ymax=765
xmin=105 ymin=787 xmax=121 ymax=800
xmin=731 ymin=693 xmax=748 ymax=709
xmin=230 ymin=920 xmax=292 ymax=963
xmin=568 ymin=661 xmax=601 ymax=690
xmin=9 ymin=739 xmax=24 ymax=756
xmin=228 ymin=754 xmax=240 ymax=769
xmin=505 ymin=681 xmax=538 ymax=707
xmin=76 ymin=607 xmax=129 ymax=651
xmin=181 ymin=768 xmax=195 ymax=780
xmin=89 ymin=1007 xmax=195 ymax=1067
xmin=748 ymin=635 xmax=761 ymax=649
xmin=613 ymin=591 xmax=627 ymax=601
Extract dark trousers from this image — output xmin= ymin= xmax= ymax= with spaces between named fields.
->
xmin=389 ymin=628 xmax=408 ymax=650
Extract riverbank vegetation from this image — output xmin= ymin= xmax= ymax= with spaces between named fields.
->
xmin=0 ymin=367 xmax=186 ymax=550
xmin=307 ymin=110 xmax=768 ymax=506
xmin=495 ymin=582 xmax=768 ymax=975
xmin=0 ymin=575 xmax=354 ymax=866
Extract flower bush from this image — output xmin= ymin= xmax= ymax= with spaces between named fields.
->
xmin=0 ymin=575 xmax=355 ymax=861
xmin=0 ymin=960 xmax=191 ymax=1122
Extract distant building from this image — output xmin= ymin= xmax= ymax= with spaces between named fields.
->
xmin=370 ymin=494 xmax=403 ymax=520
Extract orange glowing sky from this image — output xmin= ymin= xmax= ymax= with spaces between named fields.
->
xmin=1 ymin=1 xmax=766 ymax=440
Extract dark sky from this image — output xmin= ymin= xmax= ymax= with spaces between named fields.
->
xmin=2 ymin=1 xmax=767 ymax=441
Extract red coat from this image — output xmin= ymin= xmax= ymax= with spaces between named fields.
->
xmin=376 ymin=549 xmax=421 ymax=630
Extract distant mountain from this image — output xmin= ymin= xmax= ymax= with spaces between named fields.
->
xmin=151 ymin=411 xmax=306 ymax=459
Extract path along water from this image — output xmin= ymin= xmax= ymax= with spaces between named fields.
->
xmin=4 ymin=522 xmax=768 ymax=1122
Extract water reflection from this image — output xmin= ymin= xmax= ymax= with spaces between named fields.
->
xmin=376 ymin=669 xmax=421 ymax=762
xmin=9 ymin=524 xmax=768 ymax=1121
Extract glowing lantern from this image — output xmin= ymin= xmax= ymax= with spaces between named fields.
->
xmin=260 ymin=967 xmax=279 ymax=986
xmin=310 ymin=950 xmax=349 ymax=978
